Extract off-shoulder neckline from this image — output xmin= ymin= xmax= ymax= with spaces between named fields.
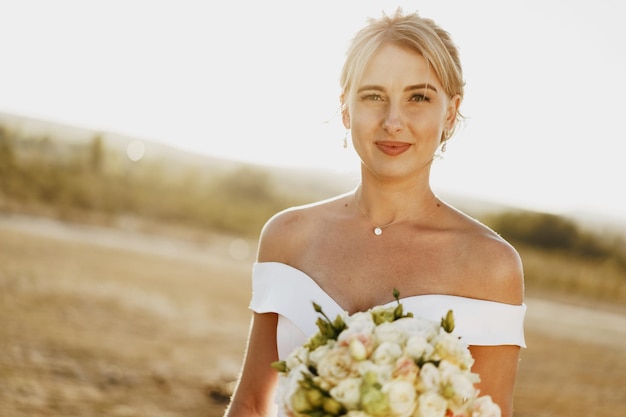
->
xmin=254 ymin=261 xmax=524 ymax=314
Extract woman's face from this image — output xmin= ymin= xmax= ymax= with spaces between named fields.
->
xmin=344 ymin=43 xmax=459 ymax=181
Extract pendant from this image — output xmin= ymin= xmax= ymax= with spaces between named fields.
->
xmin=374 ymin=227 xmax=383 ymax=236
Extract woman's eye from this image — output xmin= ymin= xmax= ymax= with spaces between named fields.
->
xmin=362 ymin=94 xmax=383 ymax=101
xmin=410 ymin=94 xmax=430 ymax=102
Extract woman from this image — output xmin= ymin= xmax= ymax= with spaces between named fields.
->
xmin=224 ymin=9 xmax=526 ymax=417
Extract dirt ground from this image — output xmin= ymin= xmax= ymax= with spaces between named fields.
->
xmin=0 ymin=214 xmax=624 ymax=417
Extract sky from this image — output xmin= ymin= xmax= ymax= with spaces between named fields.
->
xmin=1 ymin=0 xmax=625 ymax=222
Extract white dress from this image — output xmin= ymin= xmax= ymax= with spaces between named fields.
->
xmin=250 ymin=262 xmax=527 ymax=357
xmin=249 ymin=261 xmax=527 ymax=415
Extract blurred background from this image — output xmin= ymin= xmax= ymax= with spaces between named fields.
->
xmin=0 ymin=1 xmax=625 ymax=416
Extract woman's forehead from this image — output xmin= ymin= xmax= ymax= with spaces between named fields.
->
xmin=357 ymin=44 xmax=441 ymax=90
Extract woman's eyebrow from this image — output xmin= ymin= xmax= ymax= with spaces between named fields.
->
xmin=357 ymin=85 xmax=384 ymax=93
xmin=356 ymin=83 xmax=438 ymax=93
xmin=405 ymin=83 xmax=438 ymax=93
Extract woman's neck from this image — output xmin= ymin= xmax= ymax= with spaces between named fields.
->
xmin=353 ymin=181 xmax=440 ymax=226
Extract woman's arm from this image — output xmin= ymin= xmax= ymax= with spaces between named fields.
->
xmin=223 ymin=312 xmax=279 ymax=417
xmin=224 ymin=208 xmax=306 ymax=416
xmin=467 ymin=229 xmax=525 ymax=417
xmin=469 ymin=344 xmax=521 ymax=417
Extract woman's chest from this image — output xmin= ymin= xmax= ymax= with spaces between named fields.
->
xmin=292 ymin=232 xmax=472 ymax=313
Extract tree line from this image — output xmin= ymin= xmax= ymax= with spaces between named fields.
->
xmin=0 ymin=125 xmax=301 ymax=236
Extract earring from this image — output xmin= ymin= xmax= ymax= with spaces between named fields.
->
xmin=343 ymin=130 xmax=349 ymax=149
xmin=441 ymin=130 xmax=450 ymax=153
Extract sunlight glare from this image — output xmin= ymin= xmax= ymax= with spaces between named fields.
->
xmin=126 ymin=140 xmax=145 ymax=162
xmin=228 ymin=239 xmax=250 ymax=261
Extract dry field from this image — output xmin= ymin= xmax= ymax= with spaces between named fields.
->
xmin=0 ymin=214 xmax=624 ymax=417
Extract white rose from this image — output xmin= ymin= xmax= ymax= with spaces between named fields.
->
xmin=455 ymin=347 xmax=475 ymax=370
xmin=417 ymin=362 xmax=441 ymax=392
xmin=471 ymin=395 xmax=501 ymax=417
xmin=372 ymin=341 xmax=403 ymax=365
xmin=374 ymin=320 xmax=409 ymax=344
xmin=398 ymin=316 xmax=439 ymax=340
xmin=438 ymin=361 xmax=472 ymax=396
xmin=448 ymin=372 xmax=476 ymax=402
xmin=316 ymin=345 xmax=357 ymax=387
xmin=382 ymin=380 xmax=417 ymax=417
xmin=432 ymin=331 xmax=469 ymax=365
xmin=433 ymin=329 xmax=463 ymax=360
xmin=308 ymin=340 xmax=336 ymax=366
xmin=431 ymin=330 xmax=474 ymax=369
xmin=414 ymin=391 xmax=447 ymax=417
xmin=405 ymin=335 xmax=435 ymax=362
xmin=339 ymin=311 xmax=376 ymax=343
xmin=285 ymin=345 xmax=309 ymax=370
xmin=438 ymin=360 xmax=461 ymax=381
xmin=329 ymin=377 xmax=362 ymax=410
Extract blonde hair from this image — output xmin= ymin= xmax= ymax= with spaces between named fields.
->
xmin=340 ymin=9 xmax=465 ymax=131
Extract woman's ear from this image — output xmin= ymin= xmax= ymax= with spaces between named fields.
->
xmin=340 ymin=93 xmax=351 ymax=129
xmin=445 ymin=94 xmax=462 ymax=128
xmin=342 ymin=108 xmax=351 ymax=129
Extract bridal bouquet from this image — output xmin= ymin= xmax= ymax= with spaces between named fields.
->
xmin=271 ymin=290 xmax=501 ymax=417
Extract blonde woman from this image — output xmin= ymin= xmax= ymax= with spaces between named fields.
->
xmin=225 ymin=9 xmax=525 ymax=417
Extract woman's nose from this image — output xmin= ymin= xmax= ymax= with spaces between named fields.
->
xmin=382 ymin=102 xmax=403 ymax=134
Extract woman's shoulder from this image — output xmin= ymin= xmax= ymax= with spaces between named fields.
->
xmin=257 ymin=192 xmax=351 ymax=263
xmin=261 ymin=192 xmax=349 ymax=234
xmin=444 ymin=205 xmax=524 ymax=305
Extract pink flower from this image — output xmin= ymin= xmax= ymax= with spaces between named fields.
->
xmin=393 ymin=356 xmax=419 ymax=382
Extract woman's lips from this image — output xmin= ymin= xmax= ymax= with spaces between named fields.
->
xmin=375 ymin=141 xmax=411 ymax=156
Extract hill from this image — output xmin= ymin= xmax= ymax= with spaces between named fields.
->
xmin=0 ymin=111 xmax=355 ymax=191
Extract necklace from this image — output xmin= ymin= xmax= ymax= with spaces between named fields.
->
xmin=352 ymin=194 xmax=410 ymax=236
